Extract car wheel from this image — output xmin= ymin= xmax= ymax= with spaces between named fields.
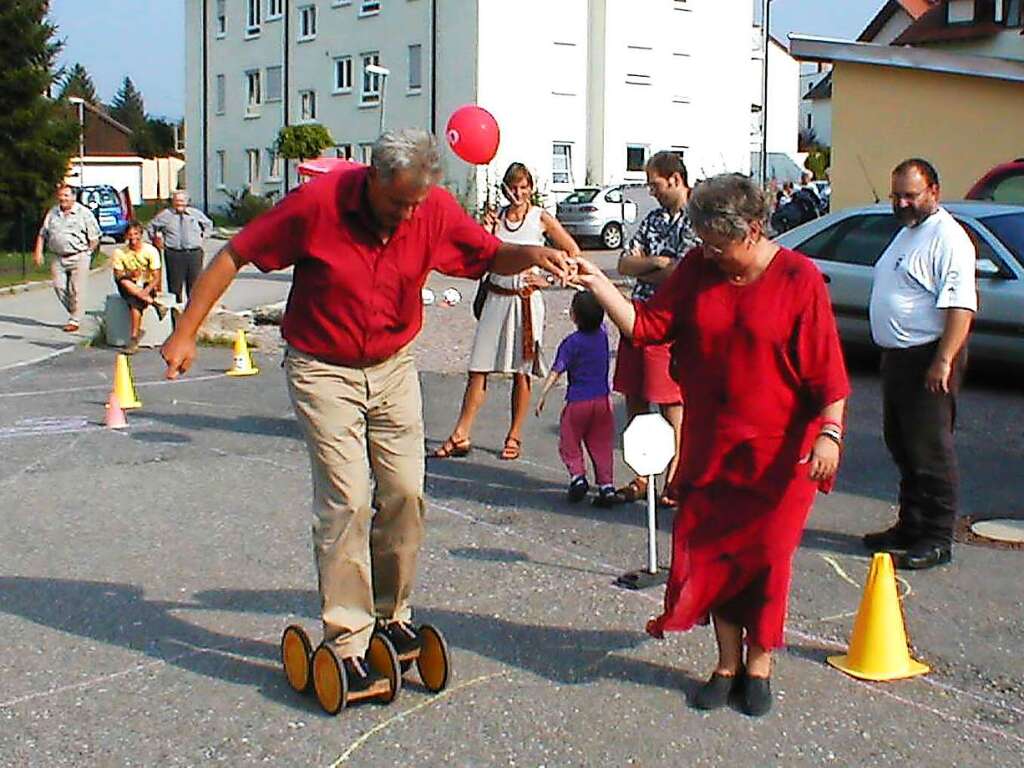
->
xmin=601 ymin=223 xmax=622 ymax=250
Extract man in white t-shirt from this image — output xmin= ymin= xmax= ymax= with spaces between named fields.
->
xmin=864 ymin=158 xmax=976 ymax=571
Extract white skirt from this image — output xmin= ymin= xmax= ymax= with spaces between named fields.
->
xmin=468 ymin=272 xmax=547 ymax=377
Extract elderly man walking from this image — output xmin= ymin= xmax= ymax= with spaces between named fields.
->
xmin=148 ymin=192 xmax=213 ymax=304
xmin=33 ymin=184 xmax=101 ymax=333
xmin=162 ymin=129 xmax=571 ymax=695
xmin=863 ymin=158 xmax=976 ymax=571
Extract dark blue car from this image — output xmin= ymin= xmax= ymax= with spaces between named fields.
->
xmin=76 ymin=185 xmax=130 ymax=242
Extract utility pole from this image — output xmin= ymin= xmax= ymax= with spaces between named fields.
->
xmin=760 ymin=0 xmax=771 ymax=187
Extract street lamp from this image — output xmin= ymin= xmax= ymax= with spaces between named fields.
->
xmin=366 ymin=64 xmax=391 ymax=136
xmin=67 ymin=96 xmax=85 ymax=188
xmin=759 ymin=0 xmax=772 ymax=187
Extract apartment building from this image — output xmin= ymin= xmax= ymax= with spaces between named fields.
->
xmin=185 ymin=0 xmax=755 ymax=212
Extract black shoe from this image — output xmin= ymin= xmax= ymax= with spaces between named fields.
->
xmin=567 ymin=476 xmax=589 ymax=503
xmin=591 ymin=485 xmax=617 ymax=508
xmin=343 ymin=656 xmax=386 ymax=692
xmin=742 ymin=675 xmax=773 ymax=717
xmin=894 ymin=542 xmax=952 ymax=571
xmin=693 ymin=671 xmax=743 ymax=711
xmin=379 ymin=621 xmax=422 ymax=657
xmin=862 ymin=524 xmax=915 ymax=552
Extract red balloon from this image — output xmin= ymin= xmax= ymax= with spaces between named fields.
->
xmin=445 ymin=105 xmax=500 ymax=165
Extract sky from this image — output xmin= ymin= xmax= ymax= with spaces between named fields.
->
xmin=48 ymin=0 xmax=887 ymax=121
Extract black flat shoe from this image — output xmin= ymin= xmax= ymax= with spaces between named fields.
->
xmin=894 ymin=543 xmax=952 ymax=570
xmin=693 ymin=671 xmax=742 ymax=711
xmin=742 ymin=675 xmax=772 ymax=717
xmin=862 ymin=524 xmax=915 ymax=552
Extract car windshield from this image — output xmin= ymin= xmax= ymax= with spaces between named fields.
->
xmin=81 ymin=188 xmax=119 ymax=208
xmin=980 ymin=213 xmax=1024 ymax=261
xmin=563 ymin=190 xmax=599 ymax=204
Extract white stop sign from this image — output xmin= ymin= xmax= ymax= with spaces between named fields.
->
xmin=622 ymin=413 xmax=675 ymax=476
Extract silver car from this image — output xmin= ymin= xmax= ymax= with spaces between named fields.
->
xmin=775 ymin=202 xmax=1024 ymax=364
xmin=556 ymin=186 xmax=639 ymax=250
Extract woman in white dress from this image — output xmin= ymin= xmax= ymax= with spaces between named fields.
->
xmin=435 ymin=162 xmax=580 ymax=460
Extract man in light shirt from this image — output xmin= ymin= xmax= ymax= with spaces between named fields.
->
xmin=148 ymin=192 xmax=213 ymax=304
xmin=864 ymin=158 xmax=976 ymax=570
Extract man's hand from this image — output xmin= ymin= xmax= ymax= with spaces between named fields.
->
xmin=481 ymin=207 xmax=498 ymax=233
xmin=533 ymin=248 xmax=573 ymax=285
xmin=800 ymin=436 xmax=840 ymax=482
xmin=161 ymin=330 xmax=197 ymax=380
xmin=570 ymin=256 xmax=609 ymax=291
xmin=32 ymin=251 xmax=43 ymax=268
xmin=925 ymin=357 xmax=952 ymax=393
xmin=534 ymin=396 xmax=547 ymax=417
xmin=523 ymin=271 xmax=549 ymax=290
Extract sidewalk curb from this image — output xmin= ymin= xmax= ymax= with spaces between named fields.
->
xmin=0 ymin=263 xmax=111 ymax=299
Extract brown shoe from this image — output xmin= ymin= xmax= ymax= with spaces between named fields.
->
xmin=62 ymin=322 xmax=80 ymax=333
xmin=614 ymin=477 xmax=648 ymax=503
xmin=499 ymin=436 xmax=521 ymax=461
xmin=432 ymin=435 xmax=471 ymax=458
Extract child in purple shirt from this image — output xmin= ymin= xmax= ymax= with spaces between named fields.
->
xmin=536 ymin=291 xmax=616 ymax=507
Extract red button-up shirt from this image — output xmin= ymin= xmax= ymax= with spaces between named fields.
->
xmin=230 ymin=166 xmax=501 ymax=365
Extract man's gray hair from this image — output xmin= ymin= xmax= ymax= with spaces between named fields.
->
xmin=687 ymin=173 xmax=771 ymax=242
xmin=172 ymin=191 xmax=189 ymax=201
xmin=372 ymin=128 xmax=443 ymax=186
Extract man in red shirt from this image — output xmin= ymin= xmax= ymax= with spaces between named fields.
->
xmin=162 ymin=129 xmax=570 ymax=694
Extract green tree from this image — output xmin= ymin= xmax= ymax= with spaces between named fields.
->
xmin=58 ymin=62 xmax=99 ymax=104
xmin=109 ymin=76 xmax=146 ymax=130
xmin=275 ymin=123 xmax=335 ymax=161
xmin=0 ymin=1 xmax=78 ymax=249
xmin=145 ymin=117 xmax=179 ymax=156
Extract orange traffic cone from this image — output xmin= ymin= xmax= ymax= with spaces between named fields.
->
xmin=827 ymin=552 xmax=929 ymax=681
xmin=104 ymin=392 xmax=128 ymax=429
xmin=112 ymin=354 xmax=142 ymax=409
xmin=225 ymin=329 xmax=258 ymax=377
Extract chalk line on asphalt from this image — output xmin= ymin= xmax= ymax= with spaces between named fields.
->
xmin=0 ymin=372 xmax=227 ymax=399
xmin=0 ymin=345 xmax=74 ymax=373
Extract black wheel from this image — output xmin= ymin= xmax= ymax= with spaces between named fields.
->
xmin=280 ymin=625 xmax=313 ymax=694
xmin=366 ymin=633 xmax=402 ymax=704
xmin=312 ymin=643 xmax=348 ymax=715
xmin=601 ymin=222 xmax=623 ymax=250
xmin=415 ymin=624 xmax=451 ymax=693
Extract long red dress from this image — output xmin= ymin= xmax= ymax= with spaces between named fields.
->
xmin=633 ymin=246 xmax=850 ymax=650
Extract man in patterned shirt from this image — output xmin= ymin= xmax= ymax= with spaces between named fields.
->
xmin=613 ymin=151 xmax=698 ymax=506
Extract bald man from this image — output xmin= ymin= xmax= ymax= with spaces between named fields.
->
xmin=148 ymin=192 xmax=213 ymax=304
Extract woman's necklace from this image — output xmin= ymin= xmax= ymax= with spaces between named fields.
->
xmin=502 ymin=204 xmax=529 ymax=233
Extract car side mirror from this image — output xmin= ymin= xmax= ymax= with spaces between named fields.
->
xmin=976 ymin=258 xmax=1001 ymax=278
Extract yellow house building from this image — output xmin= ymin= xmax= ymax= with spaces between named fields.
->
xmin=790 ymin=36 xmax=1024 ymax=210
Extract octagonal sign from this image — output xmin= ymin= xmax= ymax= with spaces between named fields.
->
xmin=623 ymin=413 xmax=675 ymax=476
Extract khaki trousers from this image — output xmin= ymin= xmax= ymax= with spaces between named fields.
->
xmin=51 ymin=251 xmax=91 ymax=324
xmin=285 ymin=345 xmax=425 ymax=658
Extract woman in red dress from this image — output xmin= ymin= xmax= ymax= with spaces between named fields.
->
xmin=575 ymin=174 xmax=849 ymax=716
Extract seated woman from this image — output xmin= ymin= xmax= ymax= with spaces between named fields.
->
xmin=111 ymin=221 xmax=167 ymax=353
xmin=574 ymin=173 xmax=850 ymax=717
xmin=435 ymin=162 xmax=580 ymax=461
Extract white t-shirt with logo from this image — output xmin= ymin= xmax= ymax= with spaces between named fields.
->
xmin=869 ymin=207 xmax=977 ymax=349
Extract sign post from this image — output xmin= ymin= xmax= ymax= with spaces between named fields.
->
xmin=616 ymin=413 xmax=675 ymax=590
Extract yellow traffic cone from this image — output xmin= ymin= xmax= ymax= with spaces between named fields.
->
xmin=827 ymin=552 xmax=929 ymax=681
xmin=225 ymin=329 xmax=259 ymax=377
xmin=111 ymin=354 xmax=142 ymax=409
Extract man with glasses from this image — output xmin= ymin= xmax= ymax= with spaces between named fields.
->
xmin=864 ymin=158 xmax=976 ymax=570
xmin=612 ymin=151 xmax=698 ymax=507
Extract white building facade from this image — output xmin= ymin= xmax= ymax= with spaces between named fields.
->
xmin=185 ymin=0 xmax=756 ymax=213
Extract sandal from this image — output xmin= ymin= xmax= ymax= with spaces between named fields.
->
xmin=614 ymin=477 xmax=648 ymax=503
xmin=658 ymin=489 xmax=679 ymax=509
xmin=499 ymin=436 xmax=521 ymax=461
xmin=433 ymin=435 xmax=471 ymax=458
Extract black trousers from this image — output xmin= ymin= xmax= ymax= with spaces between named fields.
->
xmin=164 ymin=247 xmax=204 ymax=304
xmin=881 ymin=341 xmax=966 ymax=546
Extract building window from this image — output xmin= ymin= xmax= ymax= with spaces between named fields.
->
xmin=334 ymin=56 xmax=354 ymax=92
xmin=1004 ymin=0 xmax=1023 ymax=26
xmin=247 ymin=149 xmax=260 ymax=187
xmin=268 ymin=0 xmax=284 ymax=20
xmin=361 ymin=52 xmax=382 ymax=104
xmin=246 ymin=0 xmax=261 ymax=35
xmin=360 ymin=0 xmax=382 ymax=16
xmin=946 ymin=0 xmax=975 ymax=24
xmin=215 ymin=74 xmax=226 ymax=114
xmin=245 ymin=70 xmax=261 ymax=115
xmin=626 ymin=144 xmax=648 ymax=173
xmin=298 ymin=5 xmax=317 ymax=40
xmin=552 ymin=143 xmax=573 ymax=186
xmin=360 ymin=143 xmax=373 ymax=163
xmin=266 ymin=65 xmax=283 ymax=102
xmin=267 ymin=149 xmax=282 ymax=180
xmin=215 ymin=0 xmax=226 ymax=36
xmin=407 ymin=44 xmax=422 ymax=92
xmin=806 ymin=113 xmax=813 ymax=131
xmin=335 ymin=144 xmax=354 ymax=159
xmin=300 ymin=89 xmax=317 ymax=120
xmin=216 ymin=150 xmax=227 ymax=187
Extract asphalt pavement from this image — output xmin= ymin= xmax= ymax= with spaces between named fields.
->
xmin=0 ymin=253 xmax=1022 ymax=766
